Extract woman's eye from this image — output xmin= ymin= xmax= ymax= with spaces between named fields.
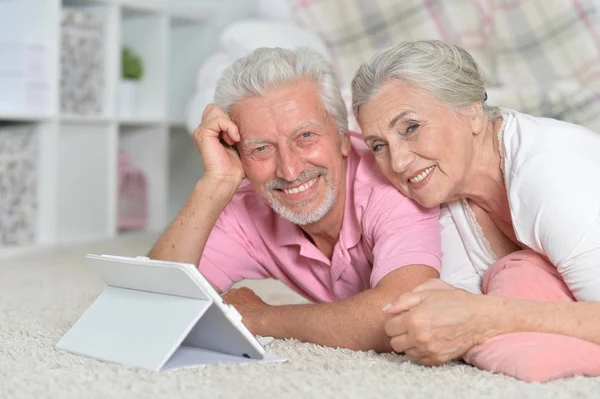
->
xmin=407 ymin=123 xmax=420 ymax=133
xmin=372 ymin=143 xmax=386 ymax=152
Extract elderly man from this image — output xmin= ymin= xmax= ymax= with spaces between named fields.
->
xmin=148 ymin=47 xmax=442 ymax=352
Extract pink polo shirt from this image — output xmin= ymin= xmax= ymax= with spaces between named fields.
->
xmin=199 ymin=146 xmax=441 ymax=303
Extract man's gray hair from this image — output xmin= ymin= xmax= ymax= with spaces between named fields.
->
xmin=351 ymin=40 xmax=500 ymax=120
xmin=214 ymin=47 xmax=348 ymax=135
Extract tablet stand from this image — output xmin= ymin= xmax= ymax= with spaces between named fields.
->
xmin=56 ymin=255 xmax=271 ymax=371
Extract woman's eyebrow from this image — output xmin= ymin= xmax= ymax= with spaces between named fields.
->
xmin=388 ymin=110 xmax=413 ymax=129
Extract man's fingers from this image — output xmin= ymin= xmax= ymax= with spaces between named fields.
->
xmin=193 ymin=116 xmax=240 ymax=144
xmin=201 ymin=103 xmax=215 ymax=119
xmin=417 ymin=356 xmax=446 ymax=367
xmin=382 ymin=293 xmax=422 ymax=314
xmin=389 ymin=333 xmax=412 ymax=354
xmin=198 ymin=104 xmax=241 ymax=143
xmin=221 ymin=129 xmax=240 ymax=146
xmin=202 ymin=103 xmax=226 ymax=120
xmin=205 ymin=116 xmax=240 ymax=142
xmin=404 ymin=347 xmax=425 ymax=360
xmin=384 ymin=313 xmax=408 ymax=337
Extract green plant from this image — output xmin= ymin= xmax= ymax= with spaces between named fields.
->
xmin=122 ymin=47 xmax=144 ymax=80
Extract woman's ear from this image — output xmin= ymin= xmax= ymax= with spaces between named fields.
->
xmin=470 ymin=102 xmax=486 ymax=136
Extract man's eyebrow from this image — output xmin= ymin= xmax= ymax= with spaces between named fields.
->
xmin=388 ymin=110 xmax=413 ymax=129
xmin=241 ymin=137 xmax=270 ymax=148
xmin=291 ymin=120 xmax=324 ymax=135
xmin=240 ymin=121 xmax=324 ymax=148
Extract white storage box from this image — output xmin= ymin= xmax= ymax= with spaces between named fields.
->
xmin=0 ymin=124 xmax=38 ymax=246
xmin=60 ymin=9 xmax=105 ymax=116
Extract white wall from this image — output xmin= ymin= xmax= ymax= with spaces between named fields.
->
xmin=168 ymin=0 xmax=257 ymax=223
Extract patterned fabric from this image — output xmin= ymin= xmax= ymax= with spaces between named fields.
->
xmin=289 ymin=0 xmax=495 ymax=85
xmin=492 ymin=0 xmax=600 ymax=87
xmin=287 ymin=0 xmax=600 ymax=131
xmin=491 ymin=0 xmax=600 ymax=131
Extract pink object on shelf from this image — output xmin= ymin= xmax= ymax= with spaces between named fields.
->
xmin=117 ymin=151 xmax=148 ymax=230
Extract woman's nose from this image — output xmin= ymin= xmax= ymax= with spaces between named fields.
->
xmin=389 ymin=142 xmax=413 ymax=174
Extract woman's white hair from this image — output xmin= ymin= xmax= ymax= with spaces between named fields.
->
xmin=214 ymin=47 xmax=348 ymax=135
xmin=351 ymin=40 xmax=500 ymax=120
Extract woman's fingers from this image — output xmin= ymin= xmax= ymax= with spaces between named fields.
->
xmin=382 ymin=293 xmax=422 ymax=314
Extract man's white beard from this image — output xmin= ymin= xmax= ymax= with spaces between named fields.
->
xmin=265 ymin=170 xmax=336 ymax=225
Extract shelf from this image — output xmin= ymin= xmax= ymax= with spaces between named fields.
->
xmin=119 ymin=118 xmax=165 ymax=127
xmin=112 ymin=0 xmax=214 ymax=19
xmin=117 ymin=0 xmax=165 ymax=14
xmin=168 ymin=4 xmax=214 ymax=23
xmin=168 ymin=119 xmax=187 ymax=129
xmin=60 ymin=114 xmax=113 ymax=124
xmin=0 ymin=0 xmax=229 ymax=254
xmin=119 ymin=125 xmax=168 ymax=231
xmin=55 ymin=122 xmax=116 ymax=243
xmin=167 ymin=16 xmax=210 ymax=128
xmin=119 ymin=9 xmax=167 ymax=122
xmin=62 ymin=0 xmax=110 ymax=7
xmin=0 ymin=112 xmax=52 ymax=123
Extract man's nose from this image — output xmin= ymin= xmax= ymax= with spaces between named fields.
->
xmin=275 ymin=147 xmax=303 ymax=182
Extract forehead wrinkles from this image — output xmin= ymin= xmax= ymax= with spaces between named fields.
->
xmin=360 ymin=99 xmax=400 ymax=137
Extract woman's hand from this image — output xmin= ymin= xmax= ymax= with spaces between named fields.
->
xmin=192 ymin=104 xmax=245 ymax=184
xmin=383 ymin=279 xmax=501 ymax=365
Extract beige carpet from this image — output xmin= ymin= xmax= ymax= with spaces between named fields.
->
xmin=2 ymin=233 xmax=600 ymax=399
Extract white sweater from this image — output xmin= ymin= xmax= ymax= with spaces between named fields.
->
xmin=440 ymin=109 xmax=600 ymax=301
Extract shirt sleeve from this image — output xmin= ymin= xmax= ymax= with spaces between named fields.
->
xmin=198 ymin=204 xmax=271 ymax=292
xmin=510 ymin=152 xmax=600 ymax=301
xmin=366 ymin=185 xmax=442 ymax=288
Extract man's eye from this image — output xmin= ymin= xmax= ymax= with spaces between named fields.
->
xmin=255 ymin=146 xmax=267 ymax=152
xmin=301 ymin=132 xmax=312 ymax=138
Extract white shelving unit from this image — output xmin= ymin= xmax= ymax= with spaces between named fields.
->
xmin=0 ymin=0 xmax=227 ymax=256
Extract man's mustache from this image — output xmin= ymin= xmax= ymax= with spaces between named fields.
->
xmin=265 ymin=168 xmax=328 ymax=190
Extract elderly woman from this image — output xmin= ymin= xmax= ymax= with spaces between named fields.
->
xmin=351 ymin=39 xmax=600 ymax=382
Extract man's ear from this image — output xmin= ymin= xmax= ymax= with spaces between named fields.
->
xmin=470 ymin=102 xmax=486 ymax=136
xmin=341 ymin=132 xmax=351 ymax=156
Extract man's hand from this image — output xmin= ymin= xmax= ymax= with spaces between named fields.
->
xmin=147 ymin=104 xmax=245 ymax=265
xmin=382 ymin=279 xmax=501 ymax=366
xmin=193 ymin=104 xmax=245 ymax=184
xmin=222 ymin=287 xmax=271 ymax=334
xmin=216 ymin=266 xmax=439 ymax=352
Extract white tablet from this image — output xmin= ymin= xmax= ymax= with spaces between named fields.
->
xmin=56 ymin=254 xmax=266 ymax=371
xmin=86 ymin=254 xmax=266 ymax=358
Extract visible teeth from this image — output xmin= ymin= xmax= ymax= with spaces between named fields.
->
xmin=409 ymin=166 xmax=435 ymax=183
xmin=283 ymin=177 xmax=318 ymax=194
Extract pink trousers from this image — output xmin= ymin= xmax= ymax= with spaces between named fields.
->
xmin=463 ymin=250 xmax=600 ymax=382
